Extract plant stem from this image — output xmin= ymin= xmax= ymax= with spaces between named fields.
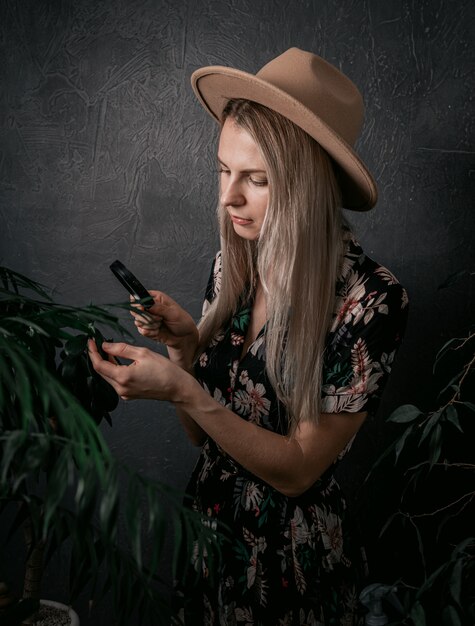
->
xmin=446 ymin=341 xmax=475 ymax=406
xmin=22 ymin=515 xmax=45 ymax=600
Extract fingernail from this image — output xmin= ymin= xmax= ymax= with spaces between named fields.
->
xmin=102 ymin=341 xmax=111 ymax=347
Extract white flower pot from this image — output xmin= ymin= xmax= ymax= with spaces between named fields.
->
xmin=30 ymin=600 xmax=80 ymax=626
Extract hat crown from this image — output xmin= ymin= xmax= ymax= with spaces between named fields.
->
xmin=256 ymin=48 xmax=364 ymax=146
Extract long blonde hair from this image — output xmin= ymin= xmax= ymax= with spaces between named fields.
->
xmin=197 ymin=99 xmax=348 ymax=434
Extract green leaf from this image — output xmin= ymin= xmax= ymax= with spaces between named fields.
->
xmin=0 ymin=430 xmax=27 ymax=488
xmin=74 ymin=464 xmax=99 ymax=524
xmin=89 ymin=375 xmax=119 ymax=416
xmin=395 ymin=424 xmax=414 ymax=463
xmin=0 ymin=266 xmax=52 ymax=299
xmin=444 ymin=404 xmax=463 ymax=433
xmin=58 ymin=354 xmax=82 ymax=383
xmin=412 ymin=520 xmax=427 ymax=574
xmin=378 ymin=511 xmax=399 ymax=538
xmin=432 ymin=336 xmax=462 ymax=373
xmin=452 ymin=537 xmax=474 ymax=556
xmin=69 ymin=525 xmax=101 ymax=601
xmin=12 ymin=435 xmax=51 ymax=492
xmin=64 ymin=334 xmax=88 ymax=356
xmin=0 ymin=341 xmax=35 ymax=426
xmin=42 ymin=447 xmax=75 ymax=536
xmin=428 ymin=423 xmax=443 ymax=467
xmin=4 ymin=500 xmax=32 ymax=543
xmin=99 ymin=470 xmax=120 ymax=542
xmin=126 ymin=476 xmax=142 ymax=570
xmin=449 ymin=558 xmax=463 ymax=605
xmin=418 ymin=558 xmax=451 ymax=597
xmin=442 ymin=605 xmax=462 ymax=626
xmin=419 ymin=410 xmax=442 ymax=446
xmin=387 ymin=404 xmax=422 ymax=423
xmin=171 ymin=509 xmax=184 ymax=582
xmin=437 ymin=370 xmax=464 ymax=401
xmin=44 ymin=513 xmax=70 ymax=567
xmin=1 ymin=316 xmax=51 ymax=337
xmin=410 ymin=601 xmax=426 ymax=626
xmin=150 ymin=516 xmax=166 ymax=581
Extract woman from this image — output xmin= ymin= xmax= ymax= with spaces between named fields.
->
xmin=89 ymin=48 xmax=408 ymax=625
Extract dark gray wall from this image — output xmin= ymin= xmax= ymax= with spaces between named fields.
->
xmin=1 ymin=0 xmax=474 ymax=623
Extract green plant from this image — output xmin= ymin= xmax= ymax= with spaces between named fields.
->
xmin=0 ymin=266 xmax=222 ymax=625
xmin=365 ymin=323 xmax=475 ymax=625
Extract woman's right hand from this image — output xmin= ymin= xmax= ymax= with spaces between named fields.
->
xmin=131 ymin=291 xmax=199 ymax=368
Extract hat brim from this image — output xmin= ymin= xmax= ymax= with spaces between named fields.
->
xmin=192 ymin=66 xmax=377 ymax=211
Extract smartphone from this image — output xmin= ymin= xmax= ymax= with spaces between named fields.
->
xmin=110 ymin=260 xmax=154 ymax=309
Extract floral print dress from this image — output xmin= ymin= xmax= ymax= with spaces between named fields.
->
xmin=181 ymin=230 xmax=409 ymax=625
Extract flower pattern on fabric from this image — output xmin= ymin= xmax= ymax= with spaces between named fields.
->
xmin=234 ymin=380 xmax=271 ymax=423
xmin=180 ymin=229 xmax=409 ymax=625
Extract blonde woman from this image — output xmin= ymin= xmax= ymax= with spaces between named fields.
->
xmin=89 ymin=48 xmax=409 ymax=625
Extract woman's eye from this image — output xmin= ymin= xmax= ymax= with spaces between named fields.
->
xmin=250 ymin=177 xmax=268 ymax=187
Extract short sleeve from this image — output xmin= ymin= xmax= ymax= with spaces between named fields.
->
xmin=201 ymin=251 xmax=222 ymax=317
xmin=321 ymin=251 xmax=409 ymax=416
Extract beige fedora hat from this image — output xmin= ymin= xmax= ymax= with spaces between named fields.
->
xmin=191 ymin=47 xmax=377 ymax=211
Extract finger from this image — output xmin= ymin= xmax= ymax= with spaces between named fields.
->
xmin=87 ymin=339 xmax=121 ymax=380
xmin=101 ymin=341 xmax=145 ymax=362
xmin=129 ymin=296 xmax=155 ymax=319
xmin=129 ymin=295 xmax=147 ymax=311
xmin=129 ymin=290 xmax=174 ymax=330
xmin=87 ymin=338 xmax=100 ymax=361
xmin=136 ymin=326 xmax=163 ymax=341
xmin=131 ymin=309 xmax=154 ymax=324
xmin=144 ymin=292 xmax=177 ymax=317
xmin=147 ymin=290 xmax=175 ymax=306
xmin=129 ymin=289 xmax=176 ymax=311
xmin=134 ymin=316 xmax=162 ymax=331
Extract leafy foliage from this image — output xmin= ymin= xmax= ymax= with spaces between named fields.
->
xmin=0 ymin=267 xmax=223 ymax=624
xmin=366 ymin=327 xmax=475 ymax=625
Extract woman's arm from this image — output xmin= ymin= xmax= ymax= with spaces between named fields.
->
xmin=177 ymin=373 xmax=367 ymax=497
xmin=88 ymin=340 xmax=366 ymax=497
xmin=167 ymin=355 xmax=207 ymax=446
xmin=130 ymin=290 xmax=207 ymax=445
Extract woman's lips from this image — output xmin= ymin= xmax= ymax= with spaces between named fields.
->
xmin=230 ymin=214 xmax=253 ymax=225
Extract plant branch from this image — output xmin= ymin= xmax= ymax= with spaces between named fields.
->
xmin=401 ymin=491 xmax=475 ymax=520
xmin=443 ymin=336 xmax=475 ymax=406
xmin=404 ymin=460 xmax=475 ymax=476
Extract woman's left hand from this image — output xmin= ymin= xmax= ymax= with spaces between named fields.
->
xmin=87 ymin=339 xmax=186 ymax=402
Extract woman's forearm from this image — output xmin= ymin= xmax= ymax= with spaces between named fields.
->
xmin=166 ymin=340 xmax=197 ymax=370
xmin=174 ymin=375 xmax=310 ymax=496
xmin=174 ymin=374 xmax=366 ymax=497
xmin=176 ymin=404 xmax=207 ymax=446
xmin=167 ymin=348 xmax=207 ymax=446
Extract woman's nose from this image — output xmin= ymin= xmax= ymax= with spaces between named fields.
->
xmin=220 ymin=177 xmax=245 ymax=207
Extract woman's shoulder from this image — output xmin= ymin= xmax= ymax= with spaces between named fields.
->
xmin=338 ymin=229 xmax=409 ymax=310
xmin=211 ymin=250 xmax=222 ymax=291
xmin=202 ymin=251 xmax=222 ymax=309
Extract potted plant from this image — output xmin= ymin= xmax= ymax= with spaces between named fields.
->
xmin=0 ymin=266 xmax=221 ymax=625
xmin=360 ymin=273 xmax=474 ymax=625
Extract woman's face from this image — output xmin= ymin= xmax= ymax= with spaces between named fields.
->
xmin=218 ymin=118 xmax=269 ymax=241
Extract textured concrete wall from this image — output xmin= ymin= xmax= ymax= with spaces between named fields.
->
xmin=1 ymin=0 xmax=474 ymax=623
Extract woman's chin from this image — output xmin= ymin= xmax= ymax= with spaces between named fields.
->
xmin=232 ymin=223 xmax=260 ymax=241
